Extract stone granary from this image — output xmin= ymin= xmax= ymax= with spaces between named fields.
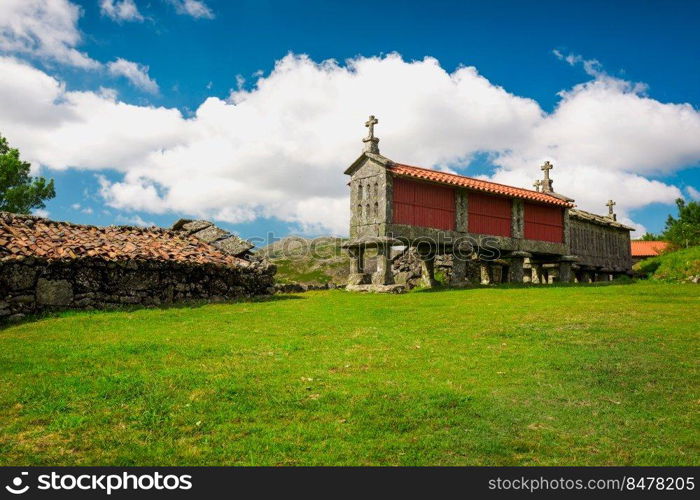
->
xmin=343 ymin=116 xmax=634 ymax=291
xmin=0 ymin=213 xmax=275 ymax=320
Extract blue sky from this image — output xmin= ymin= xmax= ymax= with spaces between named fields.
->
xmin=1 ymin=0 xmax=699 ymax=240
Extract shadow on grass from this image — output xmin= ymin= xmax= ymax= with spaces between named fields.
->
xmin=0 ymin=293 xmax=305 ymax=329
xmin=412 ymin=279 xmax=639 ymax=293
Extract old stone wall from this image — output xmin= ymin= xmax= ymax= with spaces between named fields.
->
xmin=0 ymin=257 xmax=275 ymax=321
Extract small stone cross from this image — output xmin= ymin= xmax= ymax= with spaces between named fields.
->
xmin=365 ymin=115 xmax=378 ymax=140
xmin=606 ymin=199 xmax=616 ymax=216
xmin=539 ymin=161 xmax=554 ymax=192
xmin=540 ymin=161 xmax=553 ymax=180
xmin=533 ymin=180 xmax=542 ymax=192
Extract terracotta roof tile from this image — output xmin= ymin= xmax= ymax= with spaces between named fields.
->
xmin=0 ymin=212 xmax=250 ymax=268
xmin=389 ymin=163 xmax=573 ymax=207
xmin=631 ymin=240 xmax=669 ymax=257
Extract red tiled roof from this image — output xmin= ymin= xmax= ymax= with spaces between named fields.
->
xmin=389 ymin=164 xmax=573 ymax=207
xmin=0 ymin=212 xmax=250 ymax=268
xmin=630 ymin=240 xmax=670 ymax=257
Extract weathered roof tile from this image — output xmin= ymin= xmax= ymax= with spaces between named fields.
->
xmin=0 ymin=212 xmax=250 ymax=268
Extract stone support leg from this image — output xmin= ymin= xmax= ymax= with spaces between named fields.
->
xmin=449 ymin=256 xmax=468 ymax=286
xmin=508 ymin=252 xmax=531 ymax=283
xmin=530 ymin=264 xmax=543 ymax=284
xmin=372 ymin=243 xmax=394 ymax=286
xmin=492 ymin=265 xmax=503 ymax=284
xmin=417 ymin=250 xmax=438 ymax=288
xmin=559 ymin=261 xmax=572 ymax=283
xmin=558 ymin=255 xmax=577 ymax=284
xmin=346 ymin=246 xmax=369 ymax=285
xmin=480 ymin=262 xmax=492 ymax=284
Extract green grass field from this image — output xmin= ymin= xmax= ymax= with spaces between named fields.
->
xmin=0 ymin=282 xmax=698 ymax=466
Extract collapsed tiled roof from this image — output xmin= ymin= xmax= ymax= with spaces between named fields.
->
xmin=172 ymin=219 xmax=254 ymax=257
xmin=631 ymin=240 xmax=669 ymax=257
xmin=0 ymin=212 xmax=251 ymax=268
xmin=389 ymin=163 xmax=573 ymax=207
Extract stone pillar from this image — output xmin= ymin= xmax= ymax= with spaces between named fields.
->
xmin=558 ymin=255 xmax=577 ymax=284
xmin=455 ymin=191 xmax=468 ymax=233
xmin=480 ymin=262 xmax=492 ymax=284
xmin=372 ymin=243 xmax=394 ymax=285
xmin=511 ymin=200 xmax=524 ymax=239
xmin=507 ymin=251 xmax=531 ymax=283
xmin=417 ymin=249 xmax=438 ymax=288
xmin=559 ymin=261 xmax=572 ymax=283
xmin=450 ymin=256 xmax=468 ymax=286
xmin=547 ymin=268 xmax=558 ymax=284
xmin=492 ymin=265 xmax=503 ymax=283
xmin=346 ymin=246 xmax=369 ymax=285
xmin=530 ymin=264 xmax=543 ymax=284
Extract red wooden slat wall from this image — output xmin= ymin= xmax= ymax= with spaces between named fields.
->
xmin=392 ymin=177 xmax=456 ymax=231
xmin=524 ymin=202 xmax=564 ymax=243
xmin=468 ymin=192 xmax=512 ymax=237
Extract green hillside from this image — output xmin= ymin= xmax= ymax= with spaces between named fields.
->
xmin=258 ymin=236 xmax=351 ymax=284
xmin=634 ymin=245 xmax=700 ymax=282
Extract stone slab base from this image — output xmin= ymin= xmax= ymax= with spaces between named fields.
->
xmin=346 ymin=284 xmax=407 ymax=294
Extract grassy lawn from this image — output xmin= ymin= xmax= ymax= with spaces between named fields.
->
xmin=0 ymin=282 xmax=698 ymax=466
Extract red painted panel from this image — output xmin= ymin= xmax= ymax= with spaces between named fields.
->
xmin=392 ymin=177 xmax=456 ymax=230
xmin=468 ymin=192 xmax=512 ymax=237
xmin=524 ymin=202 xmax=564 ymax=243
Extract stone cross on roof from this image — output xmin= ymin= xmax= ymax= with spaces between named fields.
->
xmin=606 ymin=199 xmax=617 ymax=220
xmin=365 ymin=115 xmax=378 ymax=139
xmin=362 ymin=115 xmax=380 ymax=153
xmin=540 ymin=161 xmax=554 ymax=193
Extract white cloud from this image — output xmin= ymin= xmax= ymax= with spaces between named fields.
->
xmin=115 ymin=214 xmax=155 ymax=226
xmin=33 ymin=208 xmax=50 ymax=218
xmin=71 ymin=203 xmax=93 ymax=214
xmin=0 ymin=58 xmax=186 ymax=170
xmin=0 ymin=0 xmax=99 ymax=68
xmin=0 ymin=1 xmax=158 ymax=95
xmin=553 ymin=50 xmax=604 ymax=78
xmin=107 ymin=58 xmax=159 ymax=93
xmin=167 ymin=0 xmax=214 ymax=19
xmin=0 ymin=53 xmax=699 ymax=235
xmin=687 ymin=186 xmax=700 ymax=201
xmin=100 ymin=0 xmax=144 ymax=23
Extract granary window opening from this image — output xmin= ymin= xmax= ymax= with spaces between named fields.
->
xmin=467 ymin=192 xmax=512 ymax=237
xmin=392 ymin=177 xmax=456 ymax=231
xmin=365 ymin=203 xmax=370 ymax=222
xmin=357 ymin=204 xmax=363 ymax=222
xmin=373 ymin=182 xmax=378 ymax=198
xmin=523 ymin=202 xmax=564 ymax=243
xmin=357 ymin=182 xmax=363 ymax=200
xmin=373 ymin=202 xmax=378 ymax=218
